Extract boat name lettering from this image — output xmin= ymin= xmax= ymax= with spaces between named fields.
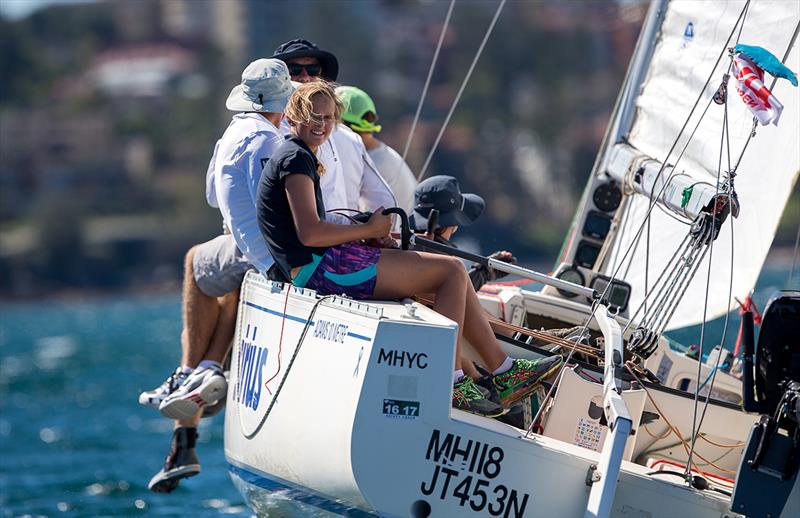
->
xmin=313 ymin=320 xmax=348 ymax=343
xmin=421 ymin=429 xmax=529 ymax=517
xmin=234 ymin=340 xmax=268 ymax=411
xmin=377 ymin=348 xmax=428 ymax=369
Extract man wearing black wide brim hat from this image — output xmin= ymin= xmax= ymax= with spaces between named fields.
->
xmin=270 ymin=38 xmax=398 ymax=227
xmin=271 ymin=38 xmax=339 ymax=82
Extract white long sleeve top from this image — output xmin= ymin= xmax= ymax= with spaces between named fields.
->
xmin=204 ymin=118 xmax=398 ymax=273
xmin=367 ymin=141 xmax=417 ymax=214
xmin=333 ymin=125 xmax=397 ymax=213
xmin=205 ymin=113 xmax=283 ymax=273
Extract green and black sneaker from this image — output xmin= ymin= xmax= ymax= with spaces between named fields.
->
xmin=452 ymin=376 xmax=505 ymax=418
xmin=475 ymin=374 xmax=525 ymax=427
xmin=492 ymin=356 xmax=563 ymax=407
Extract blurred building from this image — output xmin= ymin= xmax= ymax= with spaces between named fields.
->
xmin=0 ymin=0 xmax=651 ymax=297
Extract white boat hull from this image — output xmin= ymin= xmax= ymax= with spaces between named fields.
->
xmin=224 ymin=273 xmax=787 ymax=517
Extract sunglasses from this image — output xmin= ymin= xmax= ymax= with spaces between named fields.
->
xmin=287 ymin=63 xmax=322 ymax=77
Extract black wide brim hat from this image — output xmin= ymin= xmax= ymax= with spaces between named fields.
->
xmin=410 ymin=194 xmax=485 ymax=232
xmin=271 ymin=39 xmax=339 ymax=81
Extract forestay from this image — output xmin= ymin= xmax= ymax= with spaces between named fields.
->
xmin=605 ymin=0 xmax=799 ymax=330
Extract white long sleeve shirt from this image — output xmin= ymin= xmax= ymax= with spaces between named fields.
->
xmin=205 ymin=118 xmax=398 ymax=274
xmin=332 ymin=125 xmax=397 ymax=214
xmin=367 ymin=141 xmax=417 ymax=214
xmin=205 ymin=113 xmax=283 ymax=273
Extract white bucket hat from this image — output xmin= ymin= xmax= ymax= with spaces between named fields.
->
xmin=225 ymin=58 xmax=295 ymax=113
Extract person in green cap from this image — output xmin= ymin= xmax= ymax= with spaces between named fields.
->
xmin=336 ymin=85 xmax=417 ymax=214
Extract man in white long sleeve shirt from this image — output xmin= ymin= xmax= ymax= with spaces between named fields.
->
xmin=279 ymin=122 xmax=396 ymax=224
xmin=272 ymin=40 xmax=396 ymax=222
xmin=140 ymin=58 xmax=294 ymax=493
xmin=204 ymin=113 xmax=282 ymax=273
xmin=141 ymin=42 xmax=396 ymax=493
xmin=336 ymin=85 xmax=417 ymax=214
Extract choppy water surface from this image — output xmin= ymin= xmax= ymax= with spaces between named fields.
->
xmin=0 ymin=294 xmax=249 ymax=517
xmin=0 ymin=265 xmax=795 ymax=516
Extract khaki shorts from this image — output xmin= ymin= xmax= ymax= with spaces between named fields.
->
xmin=192 ymin=234 xmax=252 ymax=297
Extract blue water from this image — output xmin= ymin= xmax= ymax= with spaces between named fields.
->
xmin=665 ymin=266 xmax=794 ymax=351
xmin=0 ymin=295 xmax=249 ymax=517
xmin=0 ymin=265 xmax=795 ymax=517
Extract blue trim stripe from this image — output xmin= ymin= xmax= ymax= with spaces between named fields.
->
xmin=228 ymin=461 xmax=378 ymax=517
xmin=245 ymin=301 xmax=308 ymax=324
xmin=348 ymin=331 xmax=371 ymax=341
xmin=243 ymin=300 xmax=372 ymax=342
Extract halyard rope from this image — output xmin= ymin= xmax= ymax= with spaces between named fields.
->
xmin=686 ymin=10 xmax=800 ymax=482
xmin=525 ymin=0 xmax=752 ymax=448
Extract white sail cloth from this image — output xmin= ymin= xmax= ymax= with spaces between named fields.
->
xmin=605 ymin=0 xmax=799 ymax=331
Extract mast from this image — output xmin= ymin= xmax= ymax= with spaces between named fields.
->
xmin=550 ymin=0 xmax=799 ymax=332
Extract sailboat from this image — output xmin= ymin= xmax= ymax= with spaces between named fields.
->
xmin=224 ymin=0 xmax=800 ymax=516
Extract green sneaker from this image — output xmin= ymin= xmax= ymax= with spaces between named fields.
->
xmin=452 ymin=376 xmax=505 ymax=418
xmin=492 ymin=356 xmax=563 ymax=406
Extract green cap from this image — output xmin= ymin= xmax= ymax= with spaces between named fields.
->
xmin=336 ymin=85 xmax=382 ymax=133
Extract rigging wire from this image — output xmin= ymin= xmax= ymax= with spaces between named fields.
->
xmin=684 ymin=88 xmax=729 ymax=485
xmin=692 ymin=96 xmax=737 ymax=436
xmin=398 ymin=0 xmax=455 ymax=170
xmin=416 ymin=0 xmax=507 ymax=181
xmin=654 ymin=203 xmax=692 ymax=225
xmin=686 ymin=9 xmax=800 ymax=480
xmin=782 ymin=21 xmax=800 ymax=289
xmin=608 ymin=0 xmax=750 ymax=333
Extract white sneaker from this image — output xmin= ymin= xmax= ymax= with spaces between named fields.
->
xmin=139 ymin=367 xmax=190 ymax=409
xmin=159 ymin=365 xmax=227 ymax=420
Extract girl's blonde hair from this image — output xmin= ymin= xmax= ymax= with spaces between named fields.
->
xmin=285 ymin=81 xmax=343 ymax=127
xmin=285 ymin=81 xmax=343 ymax=176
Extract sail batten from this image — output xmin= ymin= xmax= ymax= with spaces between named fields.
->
xmin=601 ymin=0 xmax=800 ymax=331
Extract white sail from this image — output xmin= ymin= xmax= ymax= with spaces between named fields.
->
xmin=604 ymin=0 xmax=800 ymax=331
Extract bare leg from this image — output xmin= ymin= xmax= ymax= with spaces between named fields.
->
xmin=181 ymin=247 xmax=221 ymax=368
xmin=203 ymin=289 xmax=239 ymax=365
xmin=462 ymin=361 xmax=481 ymax=379
xmin=176 ymin=416 xmax=200 ymax=427
xmin=463 ymin=283 xmax=507 ymax=373
xmin=373 ymin=250 xmax=468 ymax=369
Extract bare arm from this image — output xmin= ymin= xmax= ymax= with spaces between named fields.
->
xmin=285 ymin=174 xmax=391 ymax=247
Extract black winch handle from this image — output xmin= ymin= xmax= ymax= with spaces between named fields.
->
xmin=381 ymin=207 xmax=412 ymax=250
xmin=381 ymin=206 xmax=489 ymax=265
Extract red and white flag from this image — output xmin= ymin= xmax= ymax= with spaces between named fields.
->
xmin=732 ymin=54 xmax=784 ymax=126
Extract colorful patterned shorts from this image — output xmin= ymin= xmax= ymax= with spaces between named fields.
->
xmin=293 ymin=242 xmax=381 ymax=300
